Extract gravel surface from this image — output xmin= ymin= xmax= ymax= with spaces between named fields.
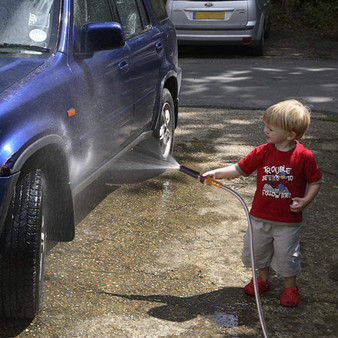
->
xmin=1 ymin=107 xmax=336 ymax=338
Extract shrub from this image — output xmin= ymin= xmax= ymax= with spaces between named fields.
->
xmin=271 ymin=0 xmax=338 ymax=36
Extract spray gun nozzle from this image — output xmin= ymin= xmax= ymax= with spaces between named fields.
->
xmin=179 ymin=165 xmax=203 ymax=181
xmin=179 ymin=165 xmax=222 ymax=189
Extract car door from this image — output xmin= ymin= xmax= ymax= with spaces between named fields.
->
xmin=114 ymin=0 xmax=163 ymax=135
xmin=69 ymin=0 xmax=134 ymax=184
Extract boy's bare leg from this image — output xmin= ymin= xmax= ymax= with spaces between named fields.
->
xmin=284 ymin=276 xmax=297 ymax=289
xmin=258 ymin=267 xmax=269 ymax=282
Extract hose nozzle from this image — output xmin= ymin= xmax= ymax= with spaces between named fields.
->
xmin=179 ymin=165 xmax=222 ymax=189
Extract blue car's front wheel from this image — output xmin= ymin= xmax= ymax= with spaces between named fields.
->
xmin=0 ymin=169 xmax=47 ymax=319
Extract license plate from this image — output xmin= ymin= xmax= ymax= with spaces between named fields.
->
xmin=193 ymin=11 xmax=225 ymax=20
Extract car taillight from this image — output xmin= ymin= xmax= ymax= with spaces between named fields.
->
xmin=243 ymin=38 xmax=252 ymax=44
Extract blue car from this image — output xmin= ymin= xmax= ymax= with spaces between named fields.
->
xmin=0 ymin=0 xmax=181 ymax=319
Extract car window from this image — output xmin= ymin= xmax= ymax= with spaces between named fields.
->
xmin=135 ymin=0 xmax=151 ymax=29
xmin=115 ymin=0 xmax=149 ymax=40
xmin=74 ymin=0 xmax=113 ymax=33
xmin=0 ymin=0 xmax=60 ymax=53
xmin=149 ymin=0 xmax=168 ymax=22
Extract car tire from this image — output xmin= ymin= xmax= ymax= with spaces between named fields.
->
xmin=154 ymin=88 xmax=175 ymax=160
xmin=248 ymin=32 xmax=264 ymax=57
xmin=0 ymin=169 xmax=47 ymax=319
xmin=264 ymin=16 xmax=271 ymax=39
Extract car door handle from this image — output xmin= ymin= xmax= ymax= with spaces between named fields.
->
xmin=155 ymin=42 xmax=163 ymax=53
xmin=118 ymin=60 xmax=129 ymax=72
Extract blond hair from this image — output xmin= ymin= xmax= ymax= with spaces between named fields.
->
xmin=263 ymin=100 xmax=310 ymax=138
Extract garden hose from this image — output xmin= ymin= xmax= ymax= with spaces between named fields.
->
xmin=179 ymin=165 xmax=269 ymax=338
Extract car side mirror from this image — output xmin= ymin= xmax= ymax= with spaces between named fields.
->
xmin=78 ymin=22 xmax=125 ymax=58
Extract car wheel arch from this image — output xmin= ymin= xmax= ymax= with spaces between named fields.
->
xmin=13 ymin=137 xmax=75 ymax=242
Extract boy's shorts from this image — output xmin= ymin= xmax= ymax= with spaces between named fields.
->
xmin=242 ymin=217 xmax=301 ymax=277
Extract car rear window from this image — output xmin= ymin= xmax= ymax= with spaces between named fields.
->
xmin=115 ymin=0 xmax=150 ymax=39
xmin=149 ymin=0 xmax=168 ymax=22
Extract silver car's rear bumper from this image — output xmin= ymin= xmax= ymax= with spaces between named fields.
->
xmin=176 ymin=28 xmax=259 ymax=45
xmin=175 ymin=21 xmax=260 ymax=45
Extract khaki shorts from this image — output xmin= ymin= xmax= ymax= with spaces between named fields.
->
xmin=242 ymin=217 xmax=301 ymax=277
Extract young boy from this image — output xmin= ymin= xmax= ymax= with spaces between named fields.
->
xmin=203 ymin=100 xmax=322 ymax=307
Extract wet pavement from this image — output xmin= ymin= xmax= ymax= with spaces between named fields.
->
xmin=1 ymin=107 xmax=337 ymax=337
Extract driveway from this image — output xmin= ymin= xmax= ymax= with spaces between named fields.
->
xmin=1 ymin=106 xmax=337 ymax=338
xmin=179 ymin=57 xmax=338 ymax=114
xmin=178 ymin=29 xmax=338 ymax=114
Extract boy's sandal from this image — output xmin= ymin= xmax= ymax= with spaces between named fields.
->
xmin=244 ymin=277 xmax=271 ymax=296
xmin=280 ymin=286 xmax=300 ymax=307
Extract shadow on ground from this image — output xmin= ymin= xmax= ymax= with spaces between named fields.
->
xmin=102 ymin=287 xmax=258 ymax=327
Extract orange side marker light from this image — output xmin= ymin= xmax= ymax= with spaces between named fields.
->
xmin=67 ymin=108 xmax=76 ymax=117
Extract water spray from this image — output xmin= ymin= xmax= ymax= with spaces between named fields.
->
xmin=179 ymin=165 xmax=269 ymax=338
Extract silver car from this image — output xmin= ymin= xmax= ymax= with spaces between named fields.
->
xmin=166 ymin=0 xmax=271 ymax=55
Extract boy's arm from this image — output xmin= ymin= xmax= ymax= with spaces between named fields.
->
xmin=203 ymin=164 xmax=241 ymax=179
xmin=290 ymin=183 xmax=321 ymax=213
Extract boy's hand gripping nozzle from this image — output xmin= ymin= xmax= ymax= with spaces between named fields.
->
xmin=179 ymin=165 xmax=222 ymax=189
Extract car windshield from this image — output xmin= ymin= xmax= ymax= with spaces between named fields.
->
xmin=0 ymin=0 xmax=60 ymax=55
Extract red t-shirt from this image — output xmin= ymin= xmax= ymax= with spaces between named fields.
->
xmin=237 ymin=142 xmax=322 ymax=224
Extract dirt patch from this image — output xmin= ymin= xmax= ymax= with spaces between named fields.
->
xmin=265 ymin=29 xmax=338 ymax=60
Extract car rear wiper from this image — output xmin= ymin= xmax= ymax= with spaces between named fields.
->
xmin=0 ymin=43 xmax=50 ymax=53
